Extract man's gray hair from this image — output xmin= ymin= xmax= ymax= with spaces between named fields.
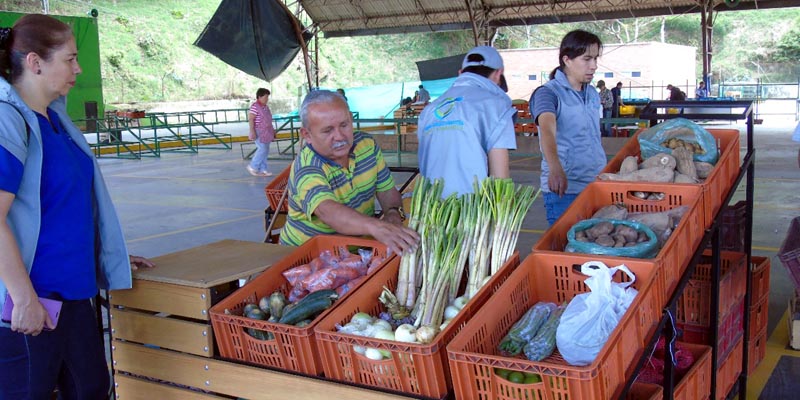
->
xmin=299 ymin=89 xmax=348 ymax=127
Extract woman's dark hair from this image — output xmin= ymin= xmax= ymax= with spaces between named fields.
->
xmin=0 ymin=14 xmax=73 ymax=82
xmin=256 ymin=88 xmax=270 ymax=98
xmin=461 ymin=54 xmax=494 ymax=78
xmin=549 ymin=29 xmax=603 ymax=80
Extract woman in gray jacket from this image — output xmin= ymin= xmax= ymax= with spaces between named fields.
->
xmin=0 ymin=14 xmax=152 ymax=399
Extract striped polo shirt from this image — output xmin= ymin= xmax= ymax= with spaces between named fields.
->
xmin=279 ymin=132 xmax=395 ymax=246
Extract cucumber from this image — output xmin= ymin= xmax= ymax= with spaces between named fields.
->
xmin=498 ymin=302 xmax=555 ymax=356
xmin=523 ymin=305 xmax=565 ymax=361
xmin=278 ymin=290 xmax=337 ymax=325
xmin=302 ymin=289 xmax=338 ymax=303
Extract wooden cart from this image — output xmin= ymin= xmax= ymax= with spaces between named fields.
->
xmin=108 ymin=239 xmax=414 ymax=399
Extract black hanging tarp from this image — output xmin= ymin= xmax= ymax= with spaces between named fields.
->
xmin=193 ymin=0 xmax=312 ymax=82
xmin=415 ymin=54 xmax=466 ymax=82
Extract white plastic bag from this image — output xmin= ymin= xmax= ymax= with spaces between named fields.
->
xmin=556 ymin=261 xmax=638 ymax=366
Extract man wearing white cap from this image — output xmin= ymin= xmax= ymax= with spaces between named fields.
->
xmin=416 ymin=46 xmax=517 ymax=197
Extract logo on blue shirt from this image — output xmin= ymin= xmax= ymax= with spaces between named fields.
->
xmin=434 ymin=97 xmax=462 ymax=119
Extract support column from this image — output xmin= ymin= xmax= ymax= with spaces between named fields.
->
xmin=465 ymin=0 xmax=494 ymax=46
xmin=701 ymin=0 xmax=714 ymax=85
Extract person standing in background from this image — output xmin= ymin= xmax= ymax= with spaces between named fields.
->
xmin=416 ymin=84 xmax=430 ymax=103
xmin=597 ymin=80 xmax=613 ymax=137
xmin=531 ymin=30 xmax=607 ymax=225
xmin=666 ymin=84 xmax=686 ymax=101
xmin=611 ymin=81 xmax=624 ymax=117
xmin=0 ymin=14 xmax=153 ymax=399
xmin=696 ymin=81 xmax=709 ymax=99
xmin=246 ymin=88 xmax=275 ymax=177
xmin=416 ymin=46 xmax=517 ymax=197
xmin=336 ymin=88 xmax=348 ymax=102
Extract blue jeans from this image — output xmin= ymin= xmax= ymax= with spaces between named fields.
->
xmin=544 ymin=192 xmax=579 ymax=225
xmin=0 ymin=299 xmax=109 ymax=400
xmin=249 ymin=140 xmax=271 ymax=173
xmin=601 ymin=108 xmax=612 ymax=137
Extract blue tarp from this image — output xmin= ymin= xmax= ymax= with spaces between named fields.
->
xmin=324 ymin=77 xmax=456 ymax=119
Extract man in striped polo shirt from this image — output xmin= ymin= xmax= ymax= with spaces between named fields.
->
xmin=279 ymin=90 xmax=419 ymax=255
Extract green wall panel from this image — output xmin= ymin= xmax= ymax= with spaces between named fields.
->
xmin=0 ymin=12 xmax=104 ymax=125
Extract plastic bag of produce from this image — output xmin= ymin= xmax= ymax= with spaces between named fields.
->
xmin=637 ymin=118 xmax=719 ymax=164
xmin=566 ymin=219 xmax=659 ymax=258
xmin=556 ymin=261 xmax=638 ymax=366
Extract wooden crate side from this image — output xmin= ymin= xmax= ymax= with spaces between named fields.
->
xmin=112 ymin=341 xmax=409 ymax=400
xmin=110 ymin=280 xmax=211 ymax=320
xmin=114 ymin=375 xmax=223 ymax=399
xmin=111 ymin=308 xmax=213 ymax=357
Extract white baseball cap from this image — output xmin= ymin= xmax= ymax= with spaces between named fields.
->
xmin=461 ymin=46 xmax=504 ymax=70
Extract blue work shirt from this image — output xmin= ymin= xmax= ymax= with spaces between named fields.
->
xmin=531 ymin=69 xmax=606 ymax=194
xmin=0 ymin=109 xmax=96 ymax=299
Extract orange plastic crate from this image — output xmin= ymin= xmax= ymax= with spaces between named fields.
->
xmin=627 ymin=383 xmax=663 ymax=400
xmin=264 ymin=166 xmax=291 ymax=212
xmin=533 ymin=181 xmax=704 ymax=307
xmin=678 ymin=298 xmax=744 ymax=362
xmin=600 ymin=128 xmax=741 ymax=228
xmin=676 ymin=251 xmax=747 ymax=327
xmin=715 ymin=336 xmax=743 ymax=400
xmin=447 ymin=252 xmax=662 ymax=400
xmin=750 ymin=256 xmax=771 ymax=307
xmin=209 ymin=235 xmax=391 ymax=376
xmin=749 ymin=295 xmax=768 ymax=342
xmin=747 ymin=326 xmax=767 ymax=376
xmin=314 ymin=253 xmax=520 ymax=398
xmin=633 ymin=343 xmax=713 ymax=400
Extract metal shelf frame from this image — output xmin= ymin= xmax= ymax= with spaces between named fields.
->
xmin=619 ymin=100 xmax=755 ymax=400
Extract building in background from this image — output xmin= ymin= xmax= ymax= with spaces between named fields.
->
xmin=501 ymin=42 xmax=697 ymax=102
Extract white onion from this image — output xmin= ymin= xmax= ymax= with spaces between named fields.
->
xmin=365 ymin=348 xmax=384 ymax=360
xmin=351 ymin=312 xmax=373 ymax=325
xmin=373 ymin=329 xmax=395 ymax=341
xmin=372 ymin=319 xmax=393 ymax=332
xmin=415 ymin=325 xmax=437 ymax=344
xmin=394 ymin=324 xmax=417 ymax=343
xmin=443 ymin=305 xmax=460 ymax=320
xmin=453 ymin=295 xmax=470 ymax=310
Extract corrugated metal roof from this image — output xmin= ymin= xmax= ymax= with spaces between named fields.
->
xmin=298 ymin=0 xmax=800 ymax=37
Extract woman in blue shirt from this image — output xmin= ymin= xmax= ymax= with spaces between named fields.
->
xmin=531 ymin=30 xmax=607 ymax=225
xmin=0 ymin=14 xmax=153 ymax=399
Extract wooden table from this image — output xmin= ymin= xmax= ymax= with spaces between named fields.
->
xmin=109 ymin=239 xmax=413 ymax=399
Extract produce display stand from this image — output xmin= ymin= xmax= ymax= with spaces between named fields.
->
xmin=618 ymin=100 xmax=755 ymax=400
xmin=107 ymin=239 xmax=427 ymax=399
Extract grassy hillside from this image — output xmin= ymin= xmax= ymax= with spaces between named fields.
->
xmin=2 ymin=1 xmax=798 ymax=112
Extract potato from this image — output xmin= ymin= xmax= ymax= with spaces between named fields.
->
xmin=594 ymin=234 xmax=616 ymax=247
xmin=632 ymin=191 xmax=647 ymax=199
xmin=619 ymin=156 xmax=639 ymax=175
xmin=640 ymin=153 xmax=677 ymax=170
xmin=585 ymin=221 xmax=614 ymax=238
xmin=624 ymin=242 xmax=639 ymax=247
xmin=674 ymin=173 xmax=698 ymax=184
xmin=672 ymin=147 xmax=697 ymax=180
xmin=646 ymin=192 xmax=665 ymax=201
xmin=591 ymin=204 xmax=628 ymax=220
xmin=613 ymin=234 xmax=626 ymax=248
xmin=598 ymin=167 xmax=675 ymax=183
xmin=637 ymin=231 xmax=649 ymax=243
xmin=613 ymin=225 xmax=640 ymax=242
xmin=694 ymin=162 xmax=714 ymax=179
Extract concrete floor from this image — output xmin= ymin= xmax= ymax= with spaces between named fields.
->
xmin=98 ymin=119 xmax=799 ymax=397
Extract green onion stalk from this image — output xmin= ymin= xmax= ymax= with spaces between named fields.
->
xmin=414 ymin=194 xmax=466 ymax=328
xmin=466 ymin=178 xmax=493 ymax=298
xmin=379 ymin=176 xmax=439 ymax=320
xmin=489 ymin=181 xmax=540 ymax=274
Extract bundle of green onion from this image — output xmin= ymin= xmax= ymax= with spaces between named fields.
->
xmin=379 ymin=176 xmax=540 ymax=332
